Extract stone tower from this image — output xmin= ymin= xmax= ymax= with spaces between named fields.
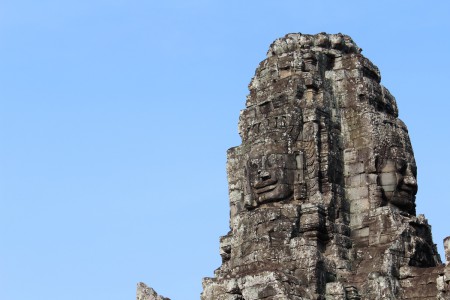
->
xmin=199 ymin=33 xmax=450 ymax=299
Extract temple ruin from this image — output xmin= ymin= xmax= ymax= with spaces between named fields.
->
xmin=139 ymin=33 xmax=450 ymax=300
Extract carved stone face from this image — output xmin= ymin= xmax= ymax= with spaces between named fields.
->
xmin=247 ymin=152 xmax=296 ymax=204
xmin=238 ymin=92 xmax=302 ymax=208
xmin=374 ymin=118 xmax=418 ymax=214
xmin=378 ymin=158 xmax=417 ymax=212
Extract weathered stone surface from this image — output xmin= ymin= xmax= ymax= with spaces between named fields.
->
xmin=136 ymin=282 xmax=170 ymax=300
xmin=198 ymin=33 xmax=450 ymax=299
xmin=445 ymin=236 xmax=450 ymax=266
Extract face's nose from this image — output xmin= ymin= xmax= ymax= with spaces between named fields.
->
xmin=402 ymin=164 xmax=418 ymax=193
xmin=403 ymin=164 xmax=417 ymax=187
xmin=258 ymin=170 xmax=271 ymax=180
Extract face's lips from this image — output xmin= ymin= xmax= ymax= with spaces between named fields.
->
xmin=255 ymin=183 xmax=278 ymax=194
xmin=399 ymin=188 xmax=414 ymax=196
xmin=399 ymin=184 xmax=417 ymax=194
xmin=396 ymin=189 xmax=415 ymax=200
xmin=253 ymin=178 xmax=278 ymax=194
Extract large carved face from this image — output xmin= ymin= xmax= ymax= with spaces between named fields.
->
xmin=378 ymin=158 xmax=417 ymax=212
xmin=238 ymin=89 xmax=303 ymax=207
xmin=247 ymin=152 xmax=296 ymax=204
xmin=377 ymin=121 xmax=417 ymax=214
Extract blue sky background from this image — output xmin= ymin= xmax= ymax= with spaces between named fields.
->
xmin=1 ymin=1 xmax=449 ymax=299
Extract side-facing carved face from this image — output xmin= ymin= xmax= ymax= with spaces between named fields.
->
xmin=247 ymin=153 xmax=296 ymax=204
xmin=373 ymin=117 xmax=418 ymax=214
xmin=378 ymin=158 xmax=417 ymax=212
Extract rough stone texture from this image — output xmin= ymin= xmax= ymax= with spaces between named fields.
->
xmin=198 ymin=33 xmax=450 ymax=299
xmin=137 ymin=282 xmax=170 ymax=300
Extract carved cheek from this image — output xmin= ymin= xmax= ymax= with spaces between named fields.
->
xmin=395 ymin=173 xmax=404 ymax=186
xmin=277 ymin=168 xmax=292 ymax=182
xmin=379 ymin=172 xmax=397 ymax=192
xmin=247 ymin=160 xmax=262 ymax=183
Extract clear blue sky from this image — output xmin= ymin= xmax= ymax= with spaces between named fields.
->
xmin=1 ymin=1 xmax=449 ymax=299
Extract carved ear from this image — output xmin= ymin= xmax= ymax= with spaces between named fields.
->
xmin=288 ymin=106 xmax=303 ymax=142
xmin=294 ymin=151 xmax=307 ymax=200
xmin=374 ymin=155 xmax=381 ymax=171
xmin=243 ymin=165 xmax=257 ymax=209
xmin=295 ymin=151 xmax=305 ymax=177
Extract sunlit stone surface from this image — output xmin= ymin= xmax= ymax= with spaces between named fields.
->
xmin=141 ymin=33 xmax=450 ymax=300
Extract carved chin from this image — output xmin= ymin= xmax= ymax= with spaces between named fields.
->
xmin=393 ymin=194 xmax=414 ymax=207
xmin=254 ymin=184 xmax=293 ymax=204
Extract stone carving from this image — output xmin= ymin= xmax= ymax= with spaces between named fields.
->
xmin=199 ymin=33 xmax=450 ymax=299
xmin=371 ymin=115 xmax=418 ymax=215
xmin=139 ymin=33 xmax=450 ymax=299
xmin=246 ymin=152 xmax=297 ymax=205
